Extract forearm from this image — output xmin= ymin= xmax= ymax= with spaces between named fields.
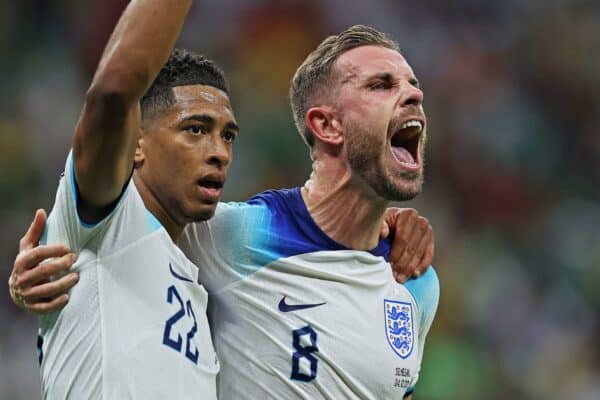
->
xmin=74 ymin=0 xmax=191 ymax=210
xmin=90 ymin=0 xmax=192 ymax=101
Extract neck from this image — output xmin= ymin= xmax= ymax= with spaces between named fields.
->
xmin=132 ymin=173 xmax=185 ymax=242
xmin=301 ymin=154 xmax=388 ymax=250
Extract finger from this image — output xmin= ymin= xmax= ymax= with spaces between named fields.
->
xmin=16 ymin=253 xmax=76 ymax=288
xmin=20 ymin=273 xmax=79 ymax=303
xmin=9 ymin=273 xmax=25 ymax=308
xmin=388 ymin=210 xmax=415 ymax=262
xmin=393 ymin=271 xmax=408 ymax=284
xmin=397 ymin=209 xmax=419 ymax=241
xmin=405 ymin=225 xmax=432 ymax=278
xmin=382 ymin=208 xmax=400 ymax=233
xmin=398 ymin=217 xmax=429 ymax=270
xmin=14 ymin=244 xmax=73 ymax=277
xmin=24 ymin=294 xmax=70 ymax=315
xmin=19 ymin=209 xmax=47 ymax=251
xmin=417 ymin=231 xmax=435 ymax=271
xmin=394 ymin=216 xmax=425 ymax=271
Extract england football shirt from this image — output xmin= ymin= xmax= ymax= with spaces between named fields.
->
xmin=38 ymin=152 xmax=219 ymax=399
xmin=180 ymin=188 xmax=439 ymax=399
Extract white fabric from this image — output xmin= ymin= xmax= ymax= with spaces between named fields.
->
xmin=38 ymin=152 xmax=218 ymax=400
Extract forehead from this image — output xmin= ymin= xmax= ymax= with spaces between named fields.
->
xmin=169 ymin=84 xmax=235 ymax=121
xmin=334 ymin=45 xmax=414 ymax=81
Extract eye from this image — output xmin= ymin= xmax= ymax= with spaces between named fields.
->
xmin=409 ymin=78 xmax=420 ymax=89
xmin=222 ymin=131 xmax=237 ymax=143
xmin=185 ymin=125 xmax=206 ymax=135
xmin=370 ymin=80 xmax=394 ymax=91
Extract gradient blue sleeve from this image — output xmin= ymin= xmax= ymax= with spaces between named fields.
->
xmin=404 ymin=266 xmax=440 ymax=392
xmin=180 ymin=201 xmax=281 ymax=292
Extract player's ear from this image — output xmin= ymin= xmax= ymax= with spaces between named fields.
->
xmin=133 ymin=131 xmax=145 ymax=169
xmin=305 ymin=106 xmax=343 ymax=147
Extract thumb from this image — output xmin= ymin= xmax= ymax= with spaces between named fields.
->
xmin=381 ymin=208 xmax=401 ymax=239
xmin=20 ymin=209 xmax=47 ymax=251
xmin=380 ymin=220 xmax=390 ymax=239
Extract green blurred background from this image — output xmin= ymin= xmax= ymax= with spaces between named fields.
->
xmin=1 ymin=1 xmax=598 ymax=399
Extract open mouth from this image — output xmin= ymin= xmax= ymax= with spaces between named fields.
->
xmin=197 ymin=179 xmax=224 ymax=189
xmin=390 ymin=119 xmax=423 ymax=170
xmin=197 ymin=176 xmax=225 ymax=202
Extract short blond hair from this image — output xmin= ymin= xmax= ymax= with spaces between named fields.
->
xmin=289 ymin=25 xmax=400 ymax=147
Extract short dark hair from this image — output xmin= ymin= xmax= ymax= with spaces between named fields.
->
xmin=141 ymin=48 xmax=229 ymax=120
xmin=290 ymin=25 xmax=399 ymax=147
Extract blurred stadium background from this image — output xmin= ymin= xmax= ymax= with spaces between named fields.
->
xmin=1 ymin=0 xmax=599 ymax=399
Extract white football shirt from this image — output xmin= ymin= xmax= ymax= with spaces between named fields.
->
xmin=180 ymin=188 xmax=439 ymax=399
xmin=38 ymin=152 xmax=219 ymax=399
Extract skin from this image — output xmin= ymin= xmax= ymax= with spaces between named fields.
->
xmin=73 ymin=0 xmax=192 ymax=224
xmin=134 ymin=85 xmax=238 ymax=239
xmin=336 ymin=46 xmax=426 ymax=201
xmin=302 ymin=45 xmax=428 ymax=252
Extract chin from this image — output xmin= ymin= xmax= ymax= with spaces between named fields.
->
xmin=187 ymin=204 xmax=218 ymax=222
xmin=378 ymin=175 xmax=423 ymax=202
xmin=387 ymin=187 xmax=421 ymax=202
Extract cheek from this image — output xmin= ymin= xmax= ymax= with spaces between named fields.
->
xmin=357 ymin=98 xmax=392 ymax=132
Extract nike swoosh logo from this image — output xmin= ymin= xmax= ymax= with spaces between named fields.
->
xmin=169 ymin=263 xmax=193 ymax=283
xmin=278 ymin=296 xmax=326 ymax=312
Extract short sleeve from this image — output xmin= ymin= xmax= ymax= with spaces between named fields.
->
xmin=44 ymin=150 xmax=158 ymax=254
xmin=403 ymin=266 xmax=440 ymax=390
xmin=179 ymin=201 xmax=275 ymax=293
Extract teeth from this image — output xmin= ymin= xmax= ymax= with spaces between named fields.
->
xmin=400 ymin=120 xmax=423 ymax=131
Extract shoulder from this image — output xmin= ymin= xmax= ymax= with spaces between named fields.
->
xmin=246 ymin=188 xmax=300 ymax=204
xmin=403 ymin=266 xmax=440 ymax=326
xmin=245 ymin=188 xmax=301 ymax=214
xmin=182 ymin=188 xmax=319 ymax=274
xmin=204 ymin=188 xmax=300 ymax=235
xmin=45 ymin=151 xmax=157 ymax=251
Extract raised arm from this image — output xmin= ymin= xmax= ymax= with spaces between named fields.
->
xmin=74 ymin=0 xmax=191 ymax=222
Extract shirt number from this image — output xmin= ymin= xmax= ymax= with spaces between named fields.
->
xmin=162 ymin=285 xmax=199 ymax=364
xmin=291 ymin=325 xmax=319 ymax=381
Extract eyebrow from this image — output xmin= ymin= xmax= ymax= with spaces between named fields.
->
xmin=368 ymin=72 xmax=420 ymax=88
xmin=370 ymin=72 xmax=394 ymax=82
xmin=181 ymin=114 xmax=239 ymax=132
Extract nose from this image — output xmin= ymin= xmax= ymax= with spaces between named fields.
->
xmin=206 ymin=135 xmax=231 ymax=168
xmin=399 ymin=82 xmax=423 ymax=108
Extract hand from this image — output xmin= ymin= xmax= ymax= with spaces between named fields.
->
xmin=8 ymin=209 xmax=78 ymax=314
xmin=380 ymin=208 xmax=434 ymax=283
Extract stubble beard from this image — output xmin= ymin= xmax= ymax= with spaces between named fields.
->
xmin=345 ymin=121 xmax=424 ymax=202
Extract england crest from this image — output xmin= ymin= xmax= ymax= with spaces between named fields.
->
xmin=384 ymin=300 xmax=414 ymax=359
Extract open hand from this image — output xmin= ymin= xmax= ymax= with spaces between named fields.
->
xmin=8 ymin=209 xmax=78 ymax=314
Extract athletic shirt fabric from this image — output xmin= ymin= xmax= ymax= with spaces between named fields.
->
xmin=180 ymin=187 xmax=439 ymax=399
xmin=38 ymin=152 xmax=219 ymax=399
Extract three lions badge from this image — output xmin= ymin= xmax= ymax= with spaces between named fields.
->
xmin=384 ymin=300 xmax=414 ymax=359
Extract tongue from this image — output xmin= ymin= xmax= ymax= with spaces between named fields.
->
xmin=391 ymin=146 xmax=415 ymax=164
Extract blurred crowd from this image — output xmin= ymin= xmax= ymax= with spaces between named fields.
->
xmin=1 ymin=1 xmax=598 ymax=399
